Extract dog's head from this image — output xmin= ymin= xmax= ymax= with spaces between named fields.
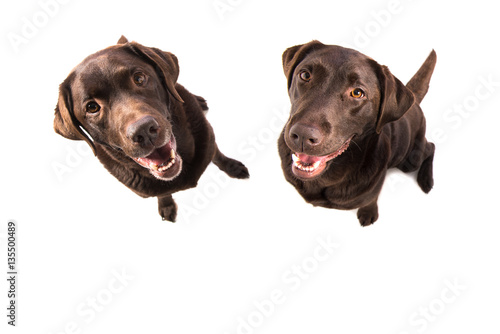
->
xmin=281 ymin=41 xmax=415 ymax=180
xmin=54 ymin=36 xmax=185 ymax=181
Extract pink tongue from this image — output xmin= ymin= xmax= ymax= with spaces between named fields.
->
xmin=296 ymin=153 xmax=326 ymax=164
xmin=140 ymin=142 xmax=173 ymax=165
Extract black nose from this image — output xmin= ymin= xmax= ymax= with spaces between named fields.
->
xmin=127 ymin=116 xmax=160 ymax=147
xmin=289 ymin=123 xmax=323 ymax=151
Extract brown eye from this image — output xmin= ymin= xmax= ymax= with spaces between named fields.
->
xmin=86 ymin=101 xmax=100 ymax=113
xmin=299 ymin=70 xmax=311 ymax=82
xmin=133 ymin=72 xmax=146 ymax=86
xmin=350 ymin=88 xmax=365 ymax=98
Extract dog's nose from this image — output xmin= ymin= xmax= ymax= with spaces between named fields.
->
xmin=289 ymin=123 xmax=323 ymax=151
xmin=127 ymin=116 xmax=160 ymax=147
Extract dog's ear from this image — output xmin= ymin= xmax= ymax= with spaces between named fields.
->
xmin=117 ymin=35 xmax=128 ymax=44
xmin=53 ymin=76 xmax=97 ymax=155
xmin=127 ymin=42 xmax=184 ymax=103
xmin=374 ymin=64 xmax=415 ymax=134
xmin=282 ymin=40 xmax=325 ymax=90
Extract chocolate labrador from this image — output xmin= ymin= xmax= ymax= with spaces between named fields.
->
xmin=278 ymin=41 xmax=436 ymax=226
xmin=54 ymin=36 xmax=249 ymax=221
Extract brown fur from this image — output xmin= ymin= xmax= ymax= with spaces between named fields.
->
xmin=278 ymin=41 xmax=436 ymax=226
xmin=54 ymin=36 xmax=249 ymax=221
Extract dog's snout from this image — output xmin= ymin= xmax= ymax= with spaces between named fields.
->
xmin=289 ymin=123 xmax=323 ymax=151
xmin=127 ymin=116 xmax=160 ymax=147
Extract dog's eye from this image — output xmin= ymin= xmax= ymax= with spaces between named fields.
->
xmin=350 ymin=88 xmax=365 ymax=98
xmin=299 ymin=70 xmax=311 ymax=82
xmin=86 ymin=101 xmax=101 ymax=113
xmin=133 ymin=72 xmax=147 ymax=86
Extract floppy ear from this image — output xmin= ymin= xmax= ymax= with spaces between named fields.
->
xmin=375 ymin=65 xmax=415 ymax=134
xmin=53 ymin=76 xmax=97 ymax=155
xmin=117 ymin=35 xmax=128 ymax=44
xmin=282 ymin=40 xmax=325 ymax=90
xmin=127 ymin=42 xmax=184 ymax=103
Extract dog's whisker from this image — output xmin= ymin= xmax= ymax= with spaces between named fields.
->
xmin=351 ymin=139 xmax=362 ymax=152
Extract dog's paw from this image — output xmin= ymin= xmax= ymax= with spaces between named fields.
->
xmin=416 ymin=144 xmax=434 ymax=194
xmin=158 ymin=196 xmax=177 ymax=222
xmin=417 ymin=159 xmax=434 ymax=194
xmin=357 ymin=205 xmax=379 ymax=227
xmin=224 ymin=159 xmax=250 ymax=179
xmin=417 ymin=174 xmax=434 ymax=193
xmin=159 ymin=203 xmax=177 ymax=222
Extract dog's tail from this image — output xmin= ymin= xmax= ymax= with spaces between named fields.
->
xmin=406 ymin=50 xmax=437 ymax=104
xmin=195 ymin=95 xmax=209 ymax=115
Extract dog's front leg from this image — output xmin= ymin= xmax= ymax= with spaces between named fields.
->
xmin=212 ymin=145 xmax=250 ymax=179
xmin=357 ymin=198 xmax=379 ymax=227
xmin=158 ymin=194 xmax=177 ymax=222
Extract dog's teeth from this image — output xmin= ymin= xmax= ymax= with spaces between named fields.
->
xmin=158 ymin=160 xmax=175 ymax=172
xmin=155 ymin=150 xmax=177 ymax=172
xmin=152 ymin=164 xmax=159 ymax=171
xmin=293 ymin=153 xmax=321 ymax=172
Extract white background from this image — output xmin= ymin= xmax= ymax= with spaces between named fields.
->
xmin=1 ymin=0 xmax=499 ymax=333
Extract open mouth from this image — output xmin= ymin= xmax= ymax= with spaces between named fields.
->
xmin=133 ymin=134 xmax=182 ymax=181
xmin=291 ymin=136 xmax=353 ymax=179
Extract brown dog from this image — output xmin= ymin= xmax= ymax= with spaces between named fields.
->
xmin=278 ymin=41 xmax=436 ymax=226
xmin=54 ymin=36 xmax=249 ymax=221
